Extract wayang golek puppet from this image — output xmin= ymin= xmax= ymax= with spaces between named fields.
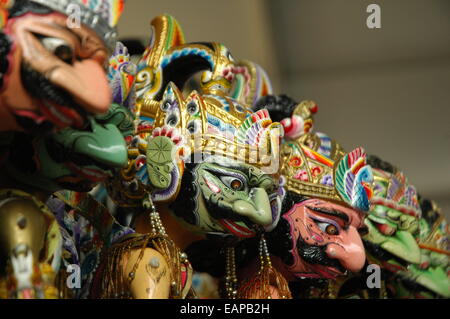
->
xmin=74 ymin=15 xmax=290 ymax=299
xmin=0 ymin=0 xmax=123 ymax=133
xmin=0 ymin=38 xmax=132 ymax=298
xmin=0 ymin=3 xmax=448 ymax=300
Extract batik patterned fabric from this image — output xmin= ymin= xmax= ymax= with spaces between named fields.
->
xmin=47 ymin=192 xmax=134 ymax=298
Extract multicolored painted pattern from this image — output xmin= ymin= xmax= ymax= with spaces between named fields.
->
xmin=108 ymin=42 xmax=136 ymax=109
xmin=280 ymin=132 xmax=374 ymax=212
xmin=110 ymin=81 xmax=283 ymax=206
xmin=135 ymin=15 xmax=185 ymax=101
xmin=335 ymin=148 xmax=374 ymax=212
xmin=48 ymin=192 xmax=134 ymax=298
xmin=80 ymin=0 xmax=124 ymax=27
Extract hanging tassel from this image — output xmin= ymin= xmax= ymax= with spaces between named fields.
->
xmin=237 ymin=235 xmax=292 ymax=299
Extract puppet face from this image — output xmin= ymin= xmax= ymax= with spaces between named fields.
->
xmin=364 ymin=204 xmax=421 ymax=265
xmin=391 ymin=210 xmax=450 ymax=298
xmin=393 ymin=249 xmax=450 ymax=298
xmin=283 ymin=198 xmax=366 ymax=279
xmin=170 ymin=156 xmax=281 ymax=238
xmin=363 ymin=170 xmax=422 ymax=265
xmin=7 ymin=104 xmax=132 ymax=193
xmin=0 ymin=12 xmax=111 ymax=132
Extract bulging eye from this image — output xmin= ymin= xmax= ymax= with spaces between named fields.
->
xmin=316 ymin=221 xmax=340 ymax=235
xmin=220 ymin=176 xmax=245 ymax=191
xmin=40 ymin=37 xmax=74 ymax=64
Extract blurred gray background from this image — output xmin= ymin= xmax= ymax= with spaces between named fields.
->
xmin=118 ymin=0 xmax=450 ymax=217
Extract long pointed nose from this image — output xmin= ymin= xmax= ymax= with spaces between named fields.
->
xmin=49 ymin=60 xmax=112 ymax=115
xmin=232 ymin=188 xmax=272 ymax=226
xmin=325 ymin=227 xmax=366 ymax=273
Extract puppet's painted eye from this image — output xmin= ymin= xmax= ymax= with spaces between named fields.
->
xmin=220 ymin=176 xmax=245 ymax=191
xmin=316 ymin=221 xmax=340 ymax=235
xmin=41 ymin=37 xmax=74 ymax=64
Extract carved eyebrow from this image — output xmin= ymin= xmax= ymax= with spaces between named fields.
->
xmin=305 ymin=206 xmax=350 ymax=224
xmin=208 ymin=161 xmax=249 ymax=176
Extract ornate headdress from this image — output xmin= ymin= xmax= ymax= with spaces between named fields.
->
xmin=107 ymin=15 xmax=281 ymax=207
xmin=280 ymin=132 xmax=374 ymax=212
xmin=109 ymin=82 xmax=283 ymax=206
xmin=2 ymin=0 xmax=124 ymax=49
xmin=371 ymin=168 xmax=421 ymax=218
xmin=134 ymin=15 xmax=272 ymax=109
xmin=418 ymin=198 xmax=449 ymax=255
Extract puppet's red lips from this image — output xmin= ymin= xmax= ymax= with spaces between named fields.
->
xmin=38 ymin=100 xmax=84 ymax=129
xmin=218 ymin=219 xmax=257 ymax=238
xmin=66 ymin=162 xmax=109 ymax=183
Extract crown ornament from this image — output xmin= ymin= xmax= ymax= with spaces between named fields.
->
xmin=107 ymin=82 xmax=283 ymax=206
xmin=25 ymin=0 xmax=124 ymax=49
xmin=280 ymin=132 xmax=374 ymax=212
xmin=371 ymin=168 xmax=421 ymax=218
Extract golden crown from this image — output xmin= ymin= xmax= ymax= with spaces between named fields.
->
xmin=137 ymin=83 xmax=283 ymax=172
xmin=280 ymin=132 xmax=374 ymax=212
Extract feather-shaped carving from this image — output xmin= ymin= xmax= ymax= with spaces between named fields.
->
xmin=236 ymin=109 xmax=272 ymax=145
xmin=335 ymin=147 xmax=374 ymax=211
xmin=108 ymin=42 xmax=136 ymax=108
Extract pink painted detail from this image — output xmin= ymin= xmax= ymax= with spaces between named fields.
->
xmin=180 ymin=263 xmax=188 ymax=288
xmin=218 ymin=219 xmax=256 ymax=238
xmin=282 ymin=115 xmax=304 ymax=140
xmin=311 ymin=166 xmax=323 ymax=178
xmin=22 ymin=288 xmax=33 ymax=299
xmin=294 ymin=170 xmax=309 ymax=181
xmin=204 ymin=177 xmax=220 ymax=193
xmin=310 ymin=231 xmax=324 ymax=243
